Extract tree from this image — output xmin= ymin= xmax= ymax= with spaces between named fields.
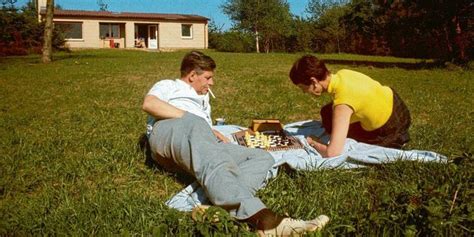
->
xmin=306 ymin=0 xmax=349 ymax=53
xmin=222 ymin=0 xmax=263 ymax=52
xmin=307 ymin=0 xmax=349 ymax=53
xmin=373 ymin=0 xmax=473 ymax=60
xmin=221 ymin=0 xmax=292 ymax=53
xmin=340 ymin=0 xmax=388 ymax=55
xmin=207 ymin=19 xmax=222 ymax=50
xmin=97 ymin=0 xmax=108 ymax=11
xmin=285 ymin=16 xmax=313 ymax=52
xmin=258 ymin=0 xmax=292 ymax=52
xmin=0 ymin=1 xmax=64 ymax=56
xmin=306 ymin=0 xmax=348 ymax=20
xmin=41 ymin=0 xmax=53 ymax=63
xmin=1 ymin=0 xmax=17 ymax=9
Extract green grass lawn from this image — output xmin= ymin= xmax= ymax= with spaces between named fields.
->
xmin=0 ymin=49 xmax=472 ymax=235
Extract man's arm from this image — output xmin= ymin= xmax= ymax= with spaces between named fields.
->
xmin=142 ymin=95 xmax=185 ymax=119
xmin=143 ymin=95 xmax=228 ymax=143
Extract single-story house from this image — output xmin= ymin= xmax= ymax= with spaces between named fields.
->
xmin=37 ymin=0 xmax=209 ymax=50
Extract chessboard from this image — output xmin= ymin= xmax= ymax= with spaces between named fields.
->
xmin=232 ymin=130 xmax=304 ymax=151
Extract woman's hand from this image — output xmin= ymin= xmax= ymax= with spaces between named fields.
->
xmin=308 ymin=104 xmax=352 ymax=158
xmin=307 ymin=137 xmax=330 ymax=158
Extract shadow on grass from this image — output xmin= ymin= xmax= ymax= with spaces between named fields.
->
xmin=324 ymin=59 xmax=445 ymax=70
xmin=52 ymin=53 xmax=132 ymax=61
xmin=0 ymin=53 xmax=120 ymax=65
xmin=137 ymin=133 xmax=195 ymax=185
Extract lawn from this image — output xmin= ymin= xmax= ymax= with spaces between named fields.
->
xmin=0 ymin=49 xmax=472 ymax=236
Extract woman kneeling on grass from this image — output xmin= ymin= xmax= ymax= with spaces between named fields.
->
xmin=289 ymin=55 xmax=411 ymax=158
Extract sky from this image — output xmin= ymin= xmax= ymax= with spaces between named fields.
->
xmin=15 ymin=0 xmax=310 ymax=30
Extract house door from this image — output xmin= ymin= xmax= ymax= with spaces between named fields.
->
xmin=148 ymin=25 xmax=158 ymax=49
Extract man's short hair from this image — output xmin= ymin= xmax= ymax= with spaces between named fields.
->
xmin=180 ymin=51 xmax=216 ymax=77
xmin=289 ymin=55 xmax=329 ymax=85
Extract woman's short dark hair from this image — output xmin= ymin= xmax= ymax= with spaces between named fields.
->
xmin=180 ymin=51 xmax=216 ymax=77
xmin=289 ymin=55 xmax=329 ymax=85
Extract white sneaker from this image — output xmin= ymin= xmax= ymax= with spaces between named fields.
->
xmin=261 ymin=215 xmax=329 ymax=236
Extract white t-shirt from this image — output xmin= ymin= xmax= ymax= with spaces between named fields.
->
xmin=146 ymin=79 xmax=212 ymax=136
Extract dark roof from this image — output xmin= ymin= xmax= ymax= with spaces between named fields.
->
xmin=40 ymin=9 xmax=209 ymax=22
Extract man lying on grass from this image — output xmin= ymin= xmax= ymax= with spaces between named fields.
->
xmin=142 ymin=51 xmax=329 ymax=236
xmin=289 ymin=55 xmax=411 ymax=158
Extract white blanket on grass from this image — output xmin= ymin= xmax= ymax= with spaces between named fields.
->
xmin=165 ymin=120 xmax=447 ymax=211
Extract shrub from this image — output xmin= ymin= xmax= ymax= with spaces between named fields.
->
xmin=211 ymin=31 xmax=255 ymax=53
xmin=0 ymin=4 xmax=65 ymax=56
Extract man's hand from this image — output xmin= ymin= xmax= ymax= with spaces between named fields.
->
xmin=213 ymin=129 xmax=230 ymax=143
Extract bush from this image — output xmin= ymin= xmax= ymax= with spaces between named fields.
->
xmin=211 ymin=31 xmax=255 ymax=53
xmin=0 ymin=4 xmax=65 ymax=57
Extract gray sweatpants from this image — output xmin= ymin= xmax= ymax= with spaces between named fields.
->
xmin=149 ymin=112 xmax=275 ymax=219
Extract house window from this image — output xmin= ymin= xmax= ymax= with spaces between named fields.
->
xmin=55 ymin=22 xmax=82 ymax=39
xmin=181 ymin=24 xmax=192 ymax=38
xmin=100 ymin=23 xmax=120 ymax=38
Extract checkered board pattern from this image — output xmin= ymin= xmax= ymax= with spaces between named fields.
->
xmin=232 ymin=130 xmax=304 ymax=151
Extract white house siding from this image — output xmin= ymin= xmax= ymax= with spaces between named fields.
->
xmin=54 ymin=18 xmax=123 ymax=48
xmin=159 ymin=22 xmax=207 ymax=49
xmin=125 ymin=22 xmax=135 ymax=48
xmin=38 ymin=0 xmax=208 ymax=50
xmin=54 ymin=18 xmax=207 ymax=49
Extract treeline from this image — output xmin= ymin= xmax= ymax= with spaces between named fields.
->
xmin=0 ymin=1 xmax=64 ymax=56
xmin=210 ymin=0 xmax=473 ymax=61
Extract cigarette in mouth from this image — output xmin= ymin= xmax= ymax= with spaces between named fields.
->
xmin=208 ymin=88 xmax=216 ymax=99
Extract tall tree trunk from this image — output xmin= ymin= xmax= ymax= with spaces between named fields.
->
xmin=255 ymin=30 xmax=260 ymax=53
xmin=265 ymin=39 xmax=270 ymax=53
xmin=453 ymin=16 xmax=466 ymax=60
xmin=443 ymin=25 xmax=453 ymax=57
xmin=42 ymin=0 xmax=54 ymax=63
